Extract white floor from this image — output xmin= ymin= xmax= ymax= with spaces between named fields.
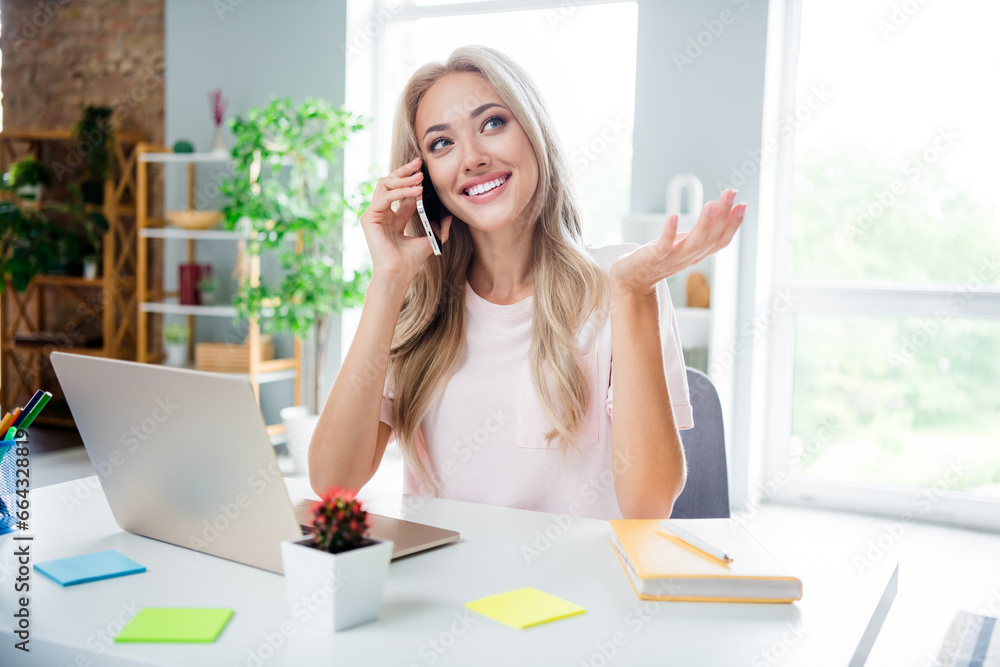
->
xmin=28 ymin=444 xmax=1000 ymax=665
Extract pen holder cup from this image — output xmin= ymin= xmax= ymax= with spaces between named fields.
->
xmin=0 ymin=433 xmax=25 ymax=536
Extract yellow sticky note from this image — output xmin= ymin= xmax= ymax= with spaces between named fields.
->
xmin=465 ymin=587 xmax=586 ymax=630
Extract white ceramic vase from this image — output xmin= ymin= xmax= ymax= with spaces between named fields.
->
xmin=666 ymin=172 xmax=704 ymax=227
xmin=210 ymin=125 xmax=227 ymax=155
xmin=82 ymin=256 xmax=99 ymax=280
xmin=280 ymin=535 xmax=393 ymax=632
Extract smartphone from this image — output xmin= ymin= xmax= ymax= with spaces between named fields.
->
xmin=416 ymin=162 xmax=446 ymax=256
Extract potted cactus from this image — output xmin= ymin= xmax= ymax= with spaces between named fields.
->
xmin=279 ymin=486 xmax=393 ymax=632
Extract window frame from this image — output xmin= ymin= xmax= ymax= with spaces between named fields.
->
xmin=758 ymin=0 xmax=1000 ymax=532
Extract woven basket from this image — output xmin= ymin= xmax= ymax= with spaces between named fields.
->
xmin=195 ymin=336 xmax=274 ymax=372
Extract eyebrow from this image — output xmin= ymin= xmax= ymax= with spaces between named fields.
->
xmin=422 ymin=103 xmax=507 ymax=140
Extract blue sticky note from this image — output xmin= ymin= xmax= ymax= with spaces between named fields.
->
xmin=35 ymin=549 xmax=146 ymax=586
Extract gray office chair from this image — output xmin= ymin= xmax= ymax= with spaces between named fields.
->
xmin=669 ymin=367 xmax=730 ymax=519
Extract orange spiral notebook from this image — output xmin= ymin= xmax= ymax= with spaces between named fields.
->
xmin=609 ymin=519 xmax=803 ymax=604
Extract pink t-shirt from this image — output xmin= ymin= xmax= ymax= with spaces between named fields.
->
xmin=379 ymin=243 xmax=693 ymax=520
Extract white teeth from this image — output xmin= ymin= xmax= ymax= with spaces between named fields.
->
xmin=464 ymin=175 xmax=508 ymax=196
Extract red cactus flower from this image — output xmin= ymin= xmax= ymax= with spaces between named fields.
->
xmin=308 ymin=486 xmax=370 ymax=554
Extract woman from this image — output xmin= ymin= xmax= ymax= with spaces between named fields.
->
xmin=309 ymin=45 xmax=745 ymax=520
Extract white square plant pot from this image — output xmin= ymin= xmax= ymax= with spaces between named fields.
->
xmin=280 ymin=535 xmax=393 ymax=632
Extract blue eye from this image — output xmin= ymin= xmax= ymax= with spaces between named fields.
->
xmin=427 ymin=115 xmax=507 ymax=153
xmin=429 ymin=137 xmax=451 ymax=152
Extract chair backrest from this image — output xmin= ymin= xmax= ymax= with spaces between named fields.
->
xmin=670 ymin=367 xmax=730 ymax=519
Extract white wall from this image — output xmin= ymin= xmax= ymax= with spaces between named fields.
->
xmin=631 ymin=0 xmax=771 ymax=508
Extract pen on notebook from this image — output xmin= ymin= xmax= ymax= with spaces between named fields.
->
xmin=658 ymin=520 xmax=733 ymax=563
xmin=11 ymin=389 xmax=45 ymax=429
xmin=16 ymin=392 xmax=52 ymax=431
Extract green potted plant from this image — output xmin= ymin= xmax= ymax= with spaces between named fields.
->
xmin=43 ymin=183 xmax=109 ymax=278
xmin=0 ymin=180 xmax=109 ymax=288
xmin=6 ymin=156 xmax=54 ymax=202
xmin=197 ymin=274 xmax=219 ymax=305
xmin=163 ymin=324 xmax=189 ymax=367
xmin=279 ymin=486 xmax=393 ymax=632
xmin=72 ymin=104 xmax=116 ymax=205
xmin=0 ymin=201 xmax=57 ymax=292
xmin=46 ymin=234 xmax=82 ymax=276
xmin=220 ymin=96 xmax=376 ymax=413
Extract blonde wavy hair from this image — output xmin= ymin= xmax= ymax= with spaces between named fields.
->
xmin=386 ymin=45 xmax=611 ymax=495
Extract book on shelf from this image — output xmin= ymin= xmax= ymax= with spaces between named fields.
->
xmin=609 ymin=519 xmax=803 ymax=603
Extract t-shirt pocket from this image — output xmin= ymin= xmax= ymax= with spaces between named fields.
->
xmin=516 ymin=352 xmax=600 ymax=449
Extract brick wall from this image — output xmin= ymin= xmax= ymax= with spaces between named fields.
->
xmin=0 ymin=0 xmax=164 ymax=142
xmin=0 ymin=0 xmax=166 ymax=393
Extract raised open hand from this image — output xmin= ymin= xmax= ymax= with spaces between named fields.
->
xmin=610 ymin=189 xmax=746 ymax=297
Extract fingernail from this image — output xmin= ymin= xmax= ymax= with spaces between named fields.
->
xmin=735 ymin=203 xmax=746 ymax=218
xmin=727 ymin=190 xmax=738 ymax=205
xmin=706 ymin=202 xmax=718 ymax=217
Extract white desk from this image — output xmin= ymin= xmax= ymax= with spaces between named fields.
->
xmin=0 ymin=476 xmax=896 ymax=666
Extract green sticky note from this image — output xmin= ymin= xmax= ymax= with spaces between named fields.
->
xmin=114 ymin=608 xmax=233 ymax=643
xmin=466 ymin=587 xmax=586 ymax=630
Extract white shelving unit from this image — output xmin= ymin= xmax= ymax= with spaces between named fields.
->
xmin=135 ymin=147 xmax=302 ymax=438
xmin=141 ymin=152 xmax=242 ymax=163
xmin=155 ymin=363 xmax=299 ymax=385
xmin=141 ymin=228 xmax=242 ymax=240
xmin=138 ymin=301 xmax=239 ymax=317
xmin=622 ymin=175 xmax=739 ymax=380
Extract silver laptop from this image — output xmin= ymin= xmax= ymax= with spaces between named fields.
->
xmin=49 ymin=352 xmax=459 ymax=574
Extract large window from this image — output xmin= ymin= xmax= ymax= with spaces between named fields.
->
xmin=379 ymin=3 xmax=638 ymax=251
xmin=342 ymin=0 xmax=639 ymax=364
xmin=768 ymin=0 xmax=1000 ymax=525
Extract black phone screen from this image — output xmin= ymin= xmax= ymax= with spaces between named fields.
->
xmin=420 ymin=162 xmax=449 ymax=223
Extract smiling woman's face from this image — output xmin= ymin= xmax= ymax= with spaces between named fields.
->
xmin=415 ymin=72 xmax=539 ymax=234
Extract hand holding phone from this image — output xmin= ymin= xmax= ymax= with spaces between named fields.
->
xmin=416 ymin=198 xmax=442 ymax=256
xmin=358 ymin=156 xmax=452 ymax=281
xmin=417 ymin=161 xmax=449 ymax=256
